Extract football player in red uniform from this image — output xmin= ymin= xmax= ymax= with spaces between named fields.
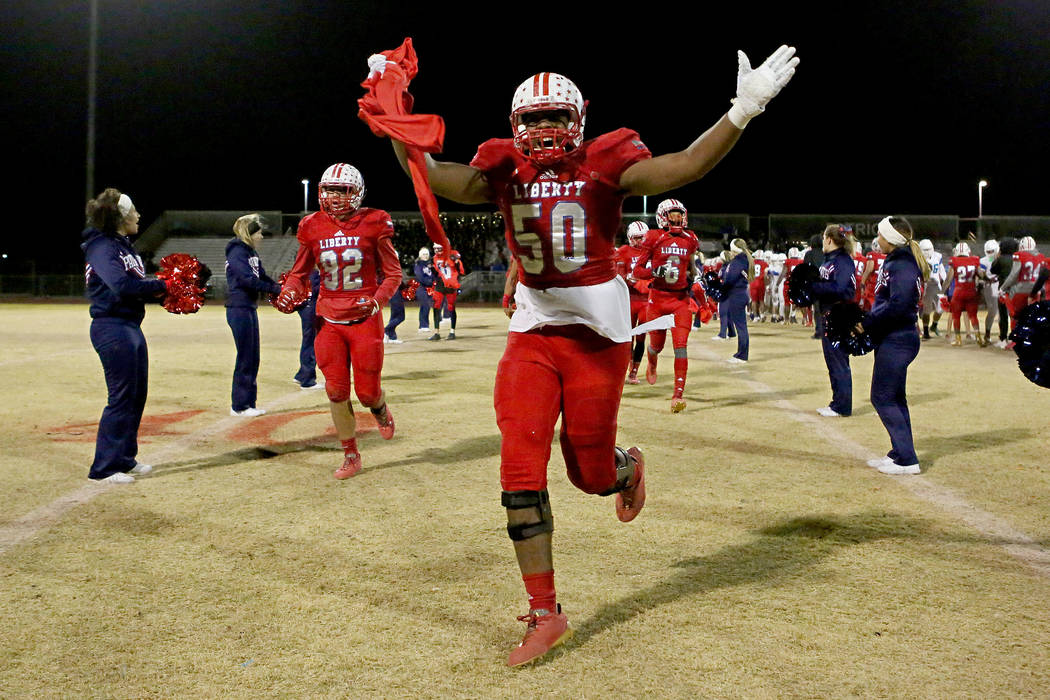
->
xmin=430 ymin=242 xmax=466 ymax=340
xmin=1000 ymin=236 xmax=1042 ymax=333
xmin=781 ymin=247 xmax=803 ymax=323
xmin=945 ymin=242 xmax=984 ymax=346
xmin=632 ymin=200 xmax=699 ymax=412
xmin=749 ymin=252 xmax=769 ymax=321
xmin=388 ymin=47 xmax=799 ymax=666
xmin=274 ymin=164 xmax=401 ymax=479
xmin=859 ymin=238 xmax=886 ymax=312
xmin=852 ymin=245 xmax=868 ymax=304
xmin=616 ymin=220 xmax=651 ymax=383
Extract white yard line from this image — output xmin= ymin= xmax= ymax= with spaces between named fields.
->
xmin=0 ymin=389 xmax=316 ymax=556
xmin=696 ymin=343 xmax=1050 ymax=578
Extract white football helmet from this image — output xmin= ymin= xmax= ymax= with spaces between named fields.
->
xmin=433 ymin=243 xmax=444 ymax=256
xmin=510 ymin=73 xmax=586 ymax=164
xmin=984 ymin=239 xmax=999 ymax=256
xmin=319 ymin=163 xmax=365 ymax=222
xmin=788 ymin=247 xmax=800 ymax=259
xmin=1019 ymin=235 xmax=1037 ymax=252
xmin=655 ymin=199 xmax=687 ymax=230
xmin=918 ymin=239 xmax=935 ymax=261
xmin=871 ymin=238 xmax=882 ymax=253
xmin=953 ymin=242 xmax=971 ymax=257
xmin=626 ymin=221 xmax=648 ymax=245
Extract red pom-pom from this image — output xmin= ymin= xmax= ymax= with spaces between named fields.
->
xmin=157 ymin=253 xmax=206 ymax=314
xmin=401 ymin=278 xmax=421 ymax=301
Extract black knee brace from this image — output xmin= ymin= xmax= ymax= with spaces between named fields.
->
xmin=502 ymin=490 xmax=554 ymax=541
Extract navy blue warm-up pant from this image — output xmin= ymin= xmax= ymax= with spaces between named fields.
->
xmin=294 ymin=297 xmax=317 ymax=386
xmin=821 ymin=334 xmax=853 ymax=416
xmin=89 ymin=318 xmax=149 ymax=479
xmin=724 ymin=293 xmax=749 ymax=360
xmin=385 ymin=292 xmax=406 ymax=339
xmin=226 ymin=306 xmax=260 ymax=411
xmin=871 ymin=328 xmax=920 ymax=466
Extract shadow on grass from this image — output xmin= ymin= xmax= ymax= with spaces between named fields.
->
xmin=915 ymin=427 xmax=1033 ymax=465
xmin=154 ymin=436 xmax=334 ymax=476
xmin=541 ymin=511 xmax=931 ymax=664
xmin=361 ymin=433 xmax=503 ymax=472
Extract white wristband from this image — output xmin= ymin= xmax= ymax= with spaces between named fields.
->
xmin=728 ymin=101 xmax=760 ymax=129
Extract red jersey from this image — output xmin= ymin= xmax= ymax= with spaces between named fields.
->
xmin=1012 ymin=251 xmax=1041 ymax=284
xmin=434 ymin=252 xmax=465 ymax=291
xmin=949 ymin=255 xmax=981 ymax=293
xmin=615 ymin=243 xmax=648 ymax=298
xmin=864 ymin=252 xmax=886 ymax=297
xmin=852 ymin=252 xmax=867 ymax=300
xmin=286 ymin=208 xmax=402 ymax=322
xmin=751 ymin=259 xmax=769 ymax=287
xmin=470 ymin=128 xmax=651 ymax=290
xmin=633 ymin=228 xmax=699 ymax=293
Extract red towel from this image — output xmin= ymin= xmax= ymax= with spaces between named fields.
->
xmin=358 ymin=38 xmax=450 ymax=251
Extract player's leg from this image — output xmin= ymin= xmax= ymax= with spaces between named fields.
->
xmin=349 ymin=315 xmax=394 ymax=440
xmin=429 ymin=290 xmax=444 ymax=340
xmin=315 ymin=322 xmax=361 ymax=478
xmin=669 ymin=303 xmax=692 ymax=412
xmin=627 ymin=300 xmax=645 ymax=384
xmin=495 ymin=330 xmax=571 ymax=666
xmin=446 ymin=291 xmax=458 ymax=339
xmin=965 ymin=294 xmax=981 ymax=346
xmin=645 ymin=327 xmax=665 ymax=385
xmin=552 ymin=328 xmax=644 ymax=522
xmin=949 ymin=295 xmax=963 ymax=346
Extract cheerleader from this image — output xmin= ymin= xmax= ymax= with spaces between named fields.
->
xmin=721 ymin=238 xmax=754 ymax=363
xmin=811 ymin=224 xmax=857 ymax=417
xmin=858 ymin=216 xmax=929 ymax=475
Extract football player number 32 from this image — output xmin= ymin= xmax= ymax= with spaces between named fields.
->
xmin=511 ymin=202 xmax=587 ymax=274
xmin=319 ymin=248 xmax=363 ymax=291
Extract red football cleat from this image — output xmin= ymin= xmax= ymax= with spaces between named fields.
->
xmin=645 ymin=355 xmax=658 ymax=385
xmin=374 ymin=404 xmax=395 ymax=440
xmin=334 ymin=452 xmax=362 ymax=479
xmin=615 ymin=447 xmax=646 ymax=522
xmin=506 ymin=605 xmax=573 ymax=667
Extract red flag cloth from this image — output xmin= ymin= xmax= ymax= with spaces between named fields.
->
xmin=358 ymin=38 xmax=451 ymax=251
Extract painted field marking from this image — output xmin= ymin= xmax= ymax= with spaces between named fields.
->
xmin=693 ymin=344 xmax=1050 ymax=578
xmin=0 ymin=388 xmax=319 ymax=556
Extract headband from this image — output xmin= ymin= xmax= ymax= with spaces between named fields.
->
xmin=877 ymin=217 xmax=907 ymax=246
xmin=730 ymin=241 xmax=743 ymax=254
xmin=117 ymin=194 xmax=134 ymax=218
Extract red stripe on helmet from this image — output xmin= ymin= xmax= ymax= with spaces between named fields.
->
xmin=542 ymin=72 xmax=550 ymax=95
xmin=533 ymin=74 xmax=542 ymax=96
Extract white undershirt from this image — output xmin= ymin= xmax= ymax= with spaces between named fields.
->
xmin=509 ymin=277 xmax=632 ymax=342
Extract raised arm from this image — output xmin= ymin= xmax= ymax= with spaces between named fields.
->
xmin=391 ymin=140 xmax=491 ymax=205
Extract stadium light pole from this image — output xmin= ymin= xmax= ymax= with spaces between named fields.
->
xmin=86 ymin=0 xmax=98 ymax=200
xmin=301 ymin=179 xmax=309 ymax=212
xmin=978 ymin=179 xmax=988 ymax=218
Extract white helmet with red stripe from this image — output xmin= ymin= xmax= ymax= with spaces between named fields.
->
xmin=953 ymin=241 xmax=970 ymax=257
xmin=1019 ymin=235 xmax=1037 ymax=252
xmin=319 ymin=163 xmax=365 ymax=222
xmin=510 ymin=73 xmax=586 ymax=165
xmin=626 ymin=221 xmax=648 ymax=245
xmin=655 ymin=199 xmax=688 ymax=230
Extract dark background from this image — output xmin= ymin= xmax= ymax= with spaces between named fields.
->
xmin=3 ymin=0 xmax=1048 ymax=272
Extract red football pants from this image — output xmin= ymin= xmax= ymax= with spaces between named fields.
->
xmin=950 ymin=289 xmax=979 ymax=330
xmin=314 ymin=314 xmax=384 ymax=405
xmin=431 ymin=289 xmax=458 ymax=311
xmin=495 ymin=326 xmax=630 ymax=493
xmin=646 ymin=290 xmax=692 ymax=350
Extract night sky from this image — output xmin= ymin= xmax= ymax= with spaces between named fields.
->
xmin=3 ymin=0 xmax=1049 ymax=272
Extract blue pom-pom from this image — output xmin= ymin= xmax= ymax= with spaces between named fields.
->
xmin=824 ymin=301 xmax=874 ymax=356
xmin=787 ymin=262 xmax=819 ymax=308
xmin=701 ymin=270 xmax=726 ymax=302
xmin=1010 ymin=301 xmax=1050 ymax=388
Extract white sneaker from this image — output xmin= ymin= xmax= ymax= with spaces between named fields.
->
xmin=129 ymin=462 xmax=153 ymax=476
xmin=726 ymin=357 xmax=747 ymax=364
xmin=866 ymin=456 xmax=893 ymax=469
xmin=418 ymin=327 xmax=431 ymax=334
xmin=878 ymin=461 xmax=920 ymax=475
xmin=230 ymin=407 xmax=266 ymax=417
xmin=816 ymin=406 xmax=846 ymax=417
xmin=710 ymin=335 xmax=726 ymax=342
xmin=300 ymin=382 xmax=324 ymax=391
xmin=383 ymin=337 xmax=404 ymax=344
xmin=99 ymin=473 xmax=135 ymax=484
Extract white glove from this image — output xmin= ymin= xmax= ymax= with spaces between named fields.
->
xmin=728 ymin=45 xmax=799 ymax=129
xmin=367 ymin=53 xmax=392 ymax=79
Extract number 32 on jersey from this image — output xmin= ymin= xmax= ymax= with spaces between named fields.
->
xmin=511 ymin=201 xmax=587 ymax=274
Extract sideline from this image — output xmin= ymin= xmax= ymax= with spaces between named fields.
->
xmin=694 ymin=343 xmax=1050 ymax=578
xmin=0 ymin=388 xmax=320 ymax=556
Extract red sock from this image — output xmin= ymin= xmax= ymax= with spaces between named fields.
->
xmin=522 ymin=570 xmax=556 ymax=613
xmin=341 ymin=438 xmax=358 ymax=457
xmin=673 ymin=356 xmax=687 ymax=394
